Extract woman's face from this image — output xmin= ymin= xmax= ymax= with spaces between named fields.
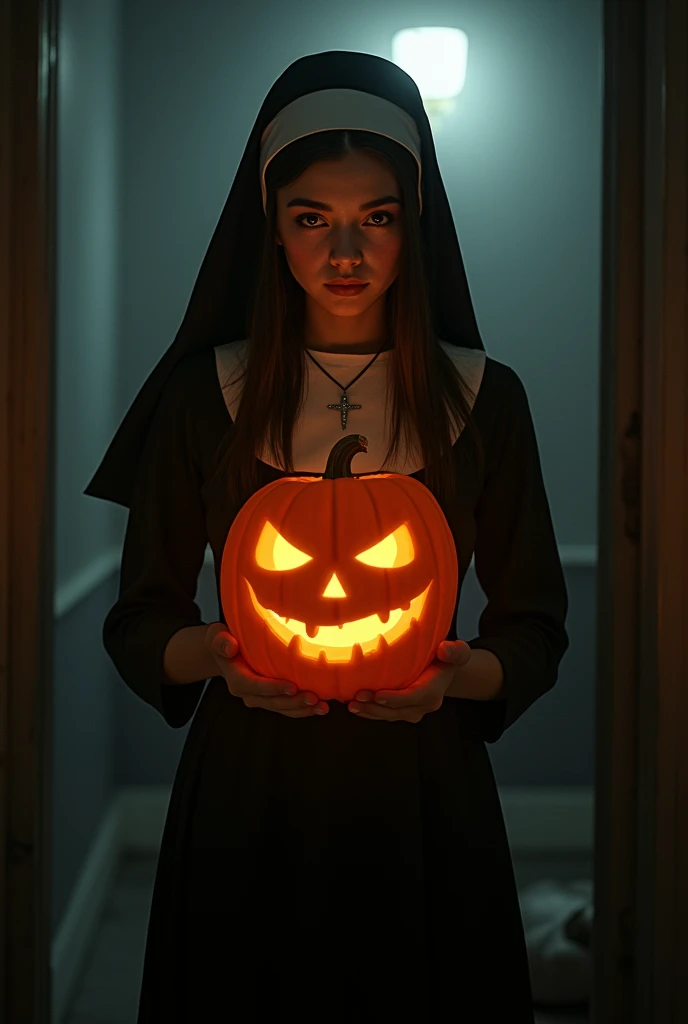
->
xmin=275 ymin=150 xmax=404 ymax=345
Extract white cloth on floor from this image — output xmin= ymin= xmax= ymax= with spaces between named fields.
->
xmin=519 ymin=878 xmax=594 ymax=1005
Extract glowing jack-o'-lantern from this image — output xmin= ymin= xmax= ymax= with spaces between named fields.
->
xmin=220 ymin=434 xmax=458 ymax=702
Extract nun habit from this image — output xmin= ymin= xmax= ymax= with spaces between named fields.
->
xmin=85 ymin=50 xmax=569 ymax=1023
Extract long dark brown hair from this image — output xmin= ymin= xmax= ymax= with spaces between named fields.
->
xmin=209 ymin=128 xmax=485 ymax=515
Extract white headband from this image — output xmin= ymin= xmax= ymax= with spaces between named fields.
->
xmin=259 ymin=88 xmax=423 ymax=216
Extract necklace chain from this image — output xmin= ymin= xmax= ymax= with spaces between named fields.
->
xmin=305 ymin=339 xmax=389 ymax=430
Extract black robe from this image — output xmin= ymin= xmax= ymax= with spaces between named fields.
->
xmin=103 ymin=347 xmax=569 ymax=1023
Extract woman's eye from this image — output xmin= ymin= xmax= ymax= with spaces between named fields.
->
xmin=295 ymin=211 xmax=394 ymax=229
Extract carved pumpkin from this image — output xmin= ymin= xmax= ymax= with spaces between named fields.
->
xmin=220 ymin=434 xmax=458 ymax=702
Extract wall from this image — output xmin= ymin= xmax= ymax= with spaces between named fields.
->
xmin=52 ymin=0 xmax=121 ymax=937
xmin=53 ymin=0 xmax=602 ymax=941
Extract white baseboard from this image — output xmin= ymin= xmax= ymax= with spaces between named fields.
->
xmin=51 ymin=795 xmax=123 ymax=1023
xmin=54 ymin=546 xmax=122 ymax=619
xmin=499 ymin=786 xmax=593 ymax=854
xmin=50 ymin=783 xmax=593 ymax=1022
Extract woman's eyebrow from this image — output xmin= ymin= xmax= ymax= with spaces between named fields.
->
xmin=286 ymin=195 xmax=402 ymax=211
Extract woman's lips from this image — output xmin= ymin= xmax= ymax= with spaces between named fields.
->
xmin=324 ymin=283 xmax=369 ymax=296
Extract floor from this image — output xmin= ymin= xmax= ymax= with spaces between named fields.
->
xmin=59 ymin=853 xmax=591 ymax=1024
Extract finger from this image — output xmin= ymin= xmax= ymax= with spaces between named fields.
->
xmin=224 ymin=654 xmax=299 ymax=699
xmin=349 ymin=705 xmax=422 ymax=724
xmin=269 ymin=692 xmax=327 ymax=712
xmin=364 ymin=659 xmax=449 ymax=709
xmin=238 ymin=675 xmax=299 ymax=700
xmin=246 ymin=694 xmax=329 ymax=716
xmin=219 ymin=635 xmax=238 ymax=657
xmin=348 ymin=701 xmax=407 ymax=721
xmin=280 ymin=697 xmax=329 ymax=716
xmin=437 ymin=640 xmax=471 ymax=663
xmin=360 ymin=686 xmax=419 ymax=708
xmin=206 ymin=625 xmax=238 ymax=658
xmin=279 ymin=704 xmax=329 ymax=718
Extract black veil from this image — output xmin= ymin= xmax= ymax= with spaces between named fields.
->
xmin=84 ymin=50 xmax=485 ymax=508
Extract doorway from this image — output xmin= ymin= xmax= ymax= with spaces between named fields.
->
xmin=1 ymin=1 xmax=687 ymax=1022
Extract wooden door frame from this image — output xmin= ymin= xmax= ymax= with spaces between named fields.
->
xmin=1 ymin=0 xmax=57 ymax=1021
xmin=634 ymin=0 xmax=688 ymax=1017
xmin=594 ymin=0 xmax=688 ymax=1022
xmin=593 ymin=0 xmax=644 ymax=1018
xmin=1 ymin=0 xmax=687 ymax=1021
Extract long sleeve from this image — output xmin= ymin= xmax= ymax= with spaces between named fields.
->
xmin=466 ymin=366 xmax=569 ymax=743
xmin=102 ymin=356 xmax=211 ymax=728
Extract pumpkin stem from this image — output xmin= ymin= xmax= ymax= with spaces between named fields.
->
xmin=322 ymin=434 xmax=369 ymax=479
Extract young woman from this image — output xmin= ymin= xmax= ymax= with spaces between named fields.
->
xmin=86 ymin=50 xmax=569 ymax=1023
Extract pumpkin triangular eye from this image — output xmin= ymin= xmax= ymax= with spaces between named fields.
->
xmin=355 ymin=523 xmax=414 ymax=568
xmin=255 ymin=520 xmax=313 ymax=571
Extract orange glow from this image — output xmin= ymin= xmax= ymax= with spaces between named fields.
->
xmin=354 ymin=523 xmax=414 ymax=567
xmin=322 ymin=573 xmax=347 ymax=597
xmin=255 ymin=520 xmax=313 ymax=570
xmin=220 ymin=439 xmax=459 ymax=701
xmin=244 ymin=578 xmax=431 ymax=663
xmin=255 ymin=518 xmax=415 ymax=574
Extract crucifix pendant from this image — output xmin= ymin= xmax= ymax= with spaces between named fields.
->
xmin=327 ymin=391 xmax=362 ymax=431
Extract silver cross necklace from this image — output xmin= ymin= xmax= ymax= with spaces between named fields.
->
xmin=305 ymin=338 xmax=389 ymax=430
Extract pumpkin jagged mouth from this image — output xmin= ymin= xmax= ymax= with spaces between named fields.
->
xmin=244 ymin=579 xmax=431 ymax=662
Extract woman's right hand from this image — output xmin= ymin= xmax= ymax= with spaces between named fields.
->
xmin=203 ymin=622 xmax=329 ymax=718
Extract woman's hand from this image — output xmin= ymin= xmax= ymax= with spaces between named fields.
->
xmin=347 ymin=640 xmax=472 ymax=723
xmin=204 ymin=623 xmax=329 ymax=718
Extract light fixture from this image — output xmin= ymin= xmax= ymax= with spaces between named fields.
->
xmin=392 ymin=27 xmax=468 ymax=134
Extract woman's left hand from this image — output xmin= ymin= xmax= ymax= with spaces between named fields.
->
xmin=347 ymin=640 xmax=472 ymax=723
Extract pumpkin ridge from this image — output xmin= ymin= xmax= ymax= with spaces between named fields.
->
xmin=382 ymin=474 xmax=458 ymax=668
xmin=261 ymin=479 xmax=317 ymax=681
xmin=357 ymin=478 xmax=391 ymax=631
